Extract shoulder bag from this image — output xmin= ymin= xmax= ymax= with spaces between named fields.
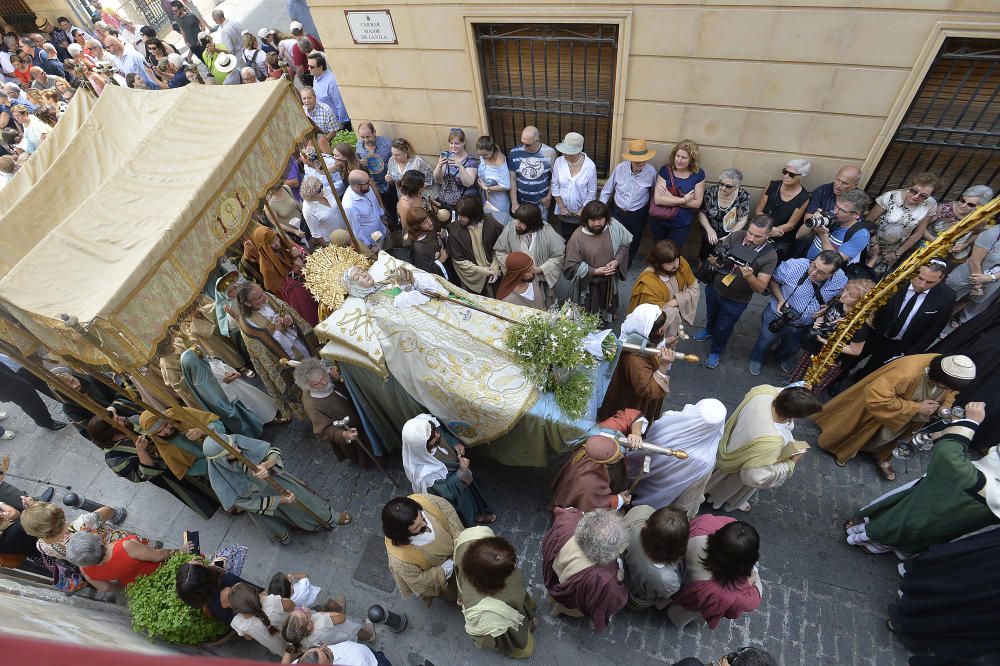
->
xmin=648 ymin=166 xmax=681 ymax=220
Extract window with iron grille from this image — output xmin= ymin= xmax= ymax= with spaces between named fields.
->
xmin=867 ymin=38 xmax=1000 ymax=202
xmin=0 ymin=0 xmax=36 ymax=34
xmin=475 ymin=23 xmax=618 ymax=178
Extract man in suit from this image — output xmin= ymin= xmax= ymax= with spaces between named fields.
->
xmin=853 ymin=260 xmax=955 ymax=380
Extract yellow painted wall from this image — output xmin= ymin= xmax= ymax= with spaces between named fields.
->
xmin=311 ymin=0 xmax=1000 ymax=196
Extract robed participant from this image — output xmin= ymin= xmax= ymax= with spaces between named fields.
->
xmin=160 ymin=336 xmax=205 ymax=409
xmin=202 ymin=436 xmax=347 ymax=544
xmin=179 ymin=347 xmax=264 ymax=438
xmin=542 ymin=507 xmax=628 ymax=633
xmin=496 ymin=252 xmax=546 ymax=310
xmin=597 ymin=304 xmax=676 ymax=422
xmin=627 ymin=399 xmax=727 ymax=518
xmin=87 ymin=417 xmax=218 ymax=520
xmin=236 ymin=281 xmax=319 ymax=421
xmin=453 ymin=527 xmax=537 ymax=658
xmin=845 ymin=402 xmax=998 ymax=556
xmin=206 ymin=357 xmax=277 ymax=426
xmin=401 ymin=414 xmax=494 ymax=527
xmin=493 ymin=202 xmax=565 ymax=307
xmin=446 ymin=196 xmax=503 ymax=296
xmin=279 ymin=254 xmax=320 ymax=327
xmin=627 ymin=239 xmax=699 ymax=319
xmin=550 ymin=408 xmax=645 ymax=512
xmin=816 ymin=354 xmax=972 ymax=481
xmin=136 ymin=407 xmax=222 ymax=483
xmin=250 ymin=226 xmax=301 ymax=295
xmin=701 ymin=386 xmax=821 ymax=513
xmin=382 ymin=494 xmax=464 ymax=605
xmin=292 ymin=358 xmax=374 ymax=468
xmin=564 ymin=200 xmax=632 ymax=322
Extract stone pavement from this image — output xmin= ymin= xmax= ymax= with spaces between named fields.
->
xmin=0 ymin=247 xmax=931 ymax=665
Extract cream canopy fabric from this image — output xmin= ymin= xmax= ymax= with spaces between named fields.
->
xmin=0 ymin=80 xmax=313 ymax=367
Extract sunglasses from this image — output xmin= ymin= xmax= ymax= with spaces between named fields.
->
xmin=781 ymin=169 xmax=800 ymax=178
xmin=959 ymin=197 xmax=979 ymax=208
xmin=719 ymin=182 xmax=736 ymax=189
xmin=908 ymin=187 xmax=931 ymax=200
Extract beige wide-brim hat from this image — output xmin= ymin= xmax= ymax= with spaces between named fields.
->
xmin=622 ymin=138 xmax=656 ymax=162
xmin=215 ymin=53 xmax=237 ymax=73
xmin=35 ymin=17 xmax=49 ymax=29
xmin=555 ymin=132 xmax=585 ymax=155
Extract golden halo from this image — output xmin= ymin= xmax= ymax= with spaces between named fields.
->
xmin=303 ymin=245 xmax=373 ymax=312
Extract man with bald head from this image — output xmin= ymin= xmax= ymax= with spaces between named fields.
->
xmin=508 ymin=125 xmax=556 ymax=220
xmin=342 ymin=169 xmax=388 ymax=252
xmin=104 ymin=35 xmax=159 ymax=88
xmin=804 ymin=165 xmax=862 ymax=226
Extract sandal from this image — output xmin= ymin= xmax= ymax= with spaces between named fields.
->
xmin=325 ymin=593 xmax=346 ymax=614
xmin=835 ymin=459 xmax=847 ymax=468
xmin=877 ymin=460 xmax=896 ymax=482
xmin=475 ymin=512 xmax=497 ymax=526
xmin=337 ymin=511 xmax=352 ymax=526
xmin=357 ymin=618 xmax=376 ymax=643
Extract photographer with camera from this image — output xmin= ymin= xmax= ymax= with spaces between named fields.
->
xmin=693 ymin=215 xmax=777 ymax=369
xmin=795 ymin=188 xmax=870 ymax=264
xmin=748 ymin=250 xmax=847 ymax=376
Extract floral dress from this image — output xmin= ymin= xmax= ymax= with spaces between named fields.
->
xmin=870 ymin=189 xmax=937 ymax=274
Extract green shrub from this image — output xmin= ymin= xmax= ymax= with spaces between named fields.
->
xmin=331 ymin=129 xmax=357 ymax=147
xmin=126 ymin=553 xmax=228 ymax=644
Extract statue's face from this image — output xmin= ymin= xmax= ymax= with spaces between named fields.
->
xmin=354 ymin=270 xmax=375 ymax=289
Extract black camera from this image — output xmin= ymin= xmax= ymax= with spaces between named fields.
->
xmin=805 ymin=211 xmax=832 ymax=229
xmin=709 ymin=242 xmax=756 ymax=274
xmin=768 ymin=303 xmax=803 ymax=333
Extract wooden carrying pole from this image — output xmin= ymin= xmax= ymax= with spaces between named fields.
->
xmin=311 ymin=129 xmax=364 ymax=254
xmin=0 ymin=337 xmax=177 ymax=457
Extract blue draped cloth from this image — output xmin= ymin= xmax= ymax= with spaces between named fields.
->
xmin=180 ymin=349 xmax=263 ymax=438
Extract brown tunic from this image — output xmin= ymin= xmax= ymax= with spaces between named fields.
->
xmin=564 ymin=227 xmax=630 ymax=316
xmin=598 ymin=353 xmax=667 ymax=423
xmin=501 ymin=280 xmax=546 ymax=310
xmin=301 ymin=381 xmax=372 ymax=468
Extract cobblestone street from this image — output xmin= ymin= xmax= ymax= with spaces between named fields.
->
xmin=0 ymin=250 xmax=925 ymax=665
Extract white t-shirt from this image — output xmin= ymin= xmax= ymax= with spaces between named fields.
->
xmin=230 ymin=594 xmax=289 ymax=656
xmin=291 ymin=641 xmax=377 ymax=666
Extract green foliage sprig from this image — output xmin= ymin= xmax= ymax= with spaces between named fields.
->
xmin=126 ymin=553 xmax=228 ymax=644
xmin=331 ymin=129 xmax=357 ymax=147
xmin=504 ymin=305 xmax=610 ymax=418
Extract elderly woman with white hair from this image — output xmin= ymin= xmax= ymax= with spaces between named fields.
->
xmin=292 ymin=357 xmax=375 ymax=468
xmin=865 ymin=171 xmax=940 ymax=276
xmin=300 ymin=174 xmax=346 ymax=244
xmin=542 ymin=507 xmax=628 ymax=632
xmin=917 ymin=183 xmax=994 ymax=265
xmin=698 ymin=168 xmax=752 ymax=259
xmin=942 ymin=185 xmax=1000 ymax=333
xmin=65 ymin=530 xmax=183 ymax=591
xmin=400 ymin=413 xmax=494 ymax=527
xmin=754 ymin=158 xmax=811 ymax=260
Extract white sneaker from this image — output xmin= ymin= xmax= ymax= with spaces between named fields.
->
xmin=0 ymin=412 xmax=7 ymax=422
xmin=0 ymin=431 xmax=15 ymax=440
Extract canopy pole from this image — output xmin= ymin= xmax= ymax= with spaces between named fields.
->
xmin=0 ymin=336 xmax=174 ymax=454
xmin=56 ymin=316 xmax=333 ymax=530
xmin=124 ymin=366 xmax=333 ymax=530
xmin=261 ymin=200 xmax=297 ymax=250
xmin=312 ymin=130 xmax=364 ymax=254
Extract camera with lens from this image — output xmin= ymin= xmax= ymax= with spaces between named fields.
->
xmin=768 ymin=303 xmax=803 ymax=333
xmin=707 ymin=243 xmax=756 ymax=279
xmin=805 ymin=211 xmax=832 ymax=229
xmin=801 ymin=319 xmax=837 ymax=353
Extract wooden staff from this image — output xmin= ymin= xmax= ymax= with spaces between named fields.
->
xmin=60 ymin=316 xmax=333 ymax=530
xmin=278 ymin=358 xmax=398 ymax=487
xmin=261 ymin=200 xmax=297 ymax=250
xmin=417 ymin=288 xmax=520 ymax=324
xmin=310 ymin=129 xmax=364 ymax=254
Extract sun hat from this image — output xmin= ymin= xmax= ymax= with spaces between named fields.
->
xmin=622 ymin=138 xmax=656 ymax=162
xmin=555 ymin=132 xmax=585 ymax=155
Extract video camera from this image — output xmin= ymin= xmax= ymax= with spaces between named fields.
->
xmin=707 ymin=242 xmax=759 ymax=286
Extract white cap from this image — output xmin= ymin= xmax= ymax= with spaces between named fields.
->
xmin=290 ymin=20 xmax=303 ymax=32
xmin=257 ymin=28 xmax=271 ymax=40
xmin=240 ymin=29 xmax=249 ymax=36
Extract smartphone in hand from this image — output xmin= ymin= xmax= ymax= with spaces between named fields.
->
xmin=183 ymin=530 xmax=200 ymax=555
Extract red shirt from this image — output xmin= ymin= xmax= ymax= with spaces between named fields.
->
xmin=291 ymin=35 xmax=324 ymax=70
xmin=82 ymin=536 xmax=162 ymax=587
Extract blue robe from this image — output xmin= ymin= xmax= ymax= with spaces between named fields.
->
xmin=180 ymin=349 xmax=263 ymax=438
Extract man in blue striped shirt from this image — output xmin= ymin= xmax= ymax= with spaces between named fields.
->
xmin=749 ymin=250 xmax=847 ymax=376
xmin=508 ymin=126 xmax=555 ymax=220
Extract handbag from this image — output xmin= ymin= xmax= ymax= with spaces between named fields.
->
xmin=648 ymin=166 xmax=682 ymax=220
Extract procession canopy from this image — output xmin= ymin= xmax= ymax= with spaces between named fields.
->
xmin=0 ymin=80 xmax=313 ymax=368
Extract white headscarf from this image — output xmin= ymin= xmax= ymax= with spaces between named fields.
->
xmin=401 ymin=414 xmax=448 ymax=494
xmin=628 ymin=398 xmax=727 ymax=507
xmin=619 ymin=303 xmax=662 ymax=343
xmin=342 ymin=266 xmax=376 ymax=298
